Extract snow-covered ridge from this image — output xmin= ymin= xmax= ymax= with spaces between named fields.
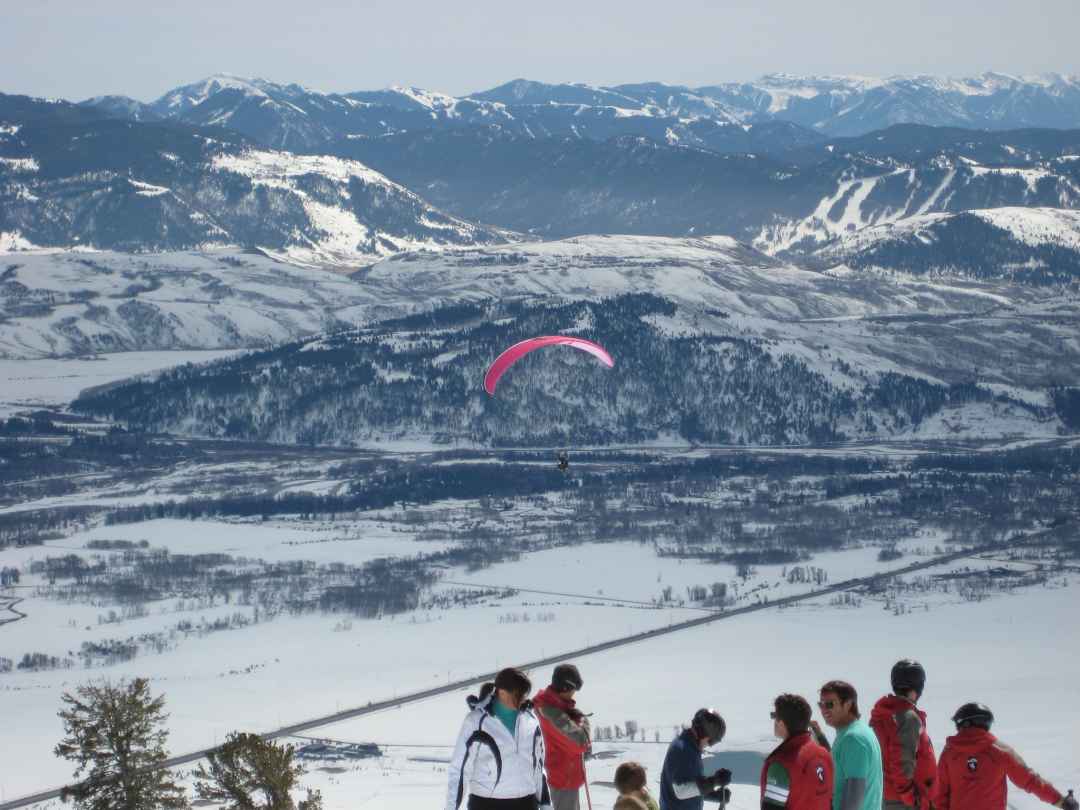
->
xmin=814 ymin=207 xmax=1080 ymax=255
xmin=208 ymin=148 xmax=508 ymax=266
xmin=386 ymin=85 xmax=459 ymax=111
xmin=753 ymin=154 xmax=1080 ymax=256
xmin=0 ymin=249 xmax=378 ymax=359
xmin=363 ymin=232 xmax=1049 ymax=321
xmin=211 ymin=149 xmax=392 ymax=188
xmin=156 ymin=73 xmax=274 ymax=112
xmin=972 ymin=207 xmax=1080 ymax=249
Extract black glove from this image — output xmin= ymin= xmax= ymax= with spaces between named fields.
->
xmin=697 ymin=770 xmax=732 ymax=795
xmin=1060 ymin=792 xmax=1078 ymax=810
xmin=703 ymin=787 xmax=732 ymax=804
xmin=696 ymin=776 xmax=718 ymax=794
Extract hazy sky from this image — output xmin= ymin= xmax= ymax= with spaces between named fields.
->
xmin=7 ymin=0 xmax=1080 ymax=101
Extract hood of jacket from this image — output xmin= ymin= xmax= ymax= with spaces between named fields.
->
xmin=534 ymin=685 xmax=576 ymax=713
xmin=944 ymin=726 xmax=996 ymax=755
xmin=872 ymin=694 xmax=926 ymax=724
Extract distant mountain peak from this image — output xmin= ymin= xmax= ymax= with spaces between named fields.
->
xmin=151 ymin=74 xmax=280 ymax=114
xmin=385 ymin=85 xmax=457 ymax=110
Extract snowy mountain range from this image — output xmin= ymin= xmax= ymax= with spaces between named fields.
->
xmin=75 ymin=74 xmax=825 ymax=154
xmin=7 ymin=79 xmax=1080 ymax=266
xmin=77 ymin=72 xmax=1080 ymax=149
xmin=0 ymin=94 xmax=507 ymax=263
xmin=334 ymin=125 xmax=1080 ymax=252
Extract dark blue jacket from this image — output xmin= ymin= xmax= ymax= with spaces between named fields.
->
xmin=660 ymin=729 xmax=704 ymax=810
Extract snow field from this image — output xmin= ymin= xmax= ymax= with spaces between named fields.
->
xmin=318 ymin=580 xmax=1077 ymax=810
xmin=0 ymin=350 xmax=246 ymax=416
xmin=4 ymin=524 xmax=1070 ymax=805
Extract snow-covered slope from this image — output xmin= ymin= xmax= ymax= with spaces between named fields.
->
xmin=0 ymin=249 xmax=377 ymax=358
xmin=809 ymin=207 xmax=1080 ymax=283
xmin=359 ymin=233 xmax=1070 ymax=316
xmin=972 ymin=206 xmax=1080 ymax=249
xmin=753 ymin=156 xmax=1080 ymax=256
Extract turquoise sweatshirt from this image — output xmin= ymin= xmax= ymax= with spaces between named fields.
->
xmin=832 ymin=718 xmax=883 ymax=810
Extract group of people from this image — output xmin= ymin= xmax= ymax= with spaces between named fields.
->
xmin=445 ymin=661 xmax=1076 ymax=810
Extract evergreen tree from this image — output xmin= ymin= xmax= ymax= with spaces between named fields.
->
xmin=193 ymin=732 xmax=322 ymax=810
xmin=54 ymin=678 xmax=187 ymax=810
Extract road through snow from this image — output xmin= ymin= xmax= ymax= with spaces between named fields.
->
xmin=0 ymin=540 xmax=1014 ymax=810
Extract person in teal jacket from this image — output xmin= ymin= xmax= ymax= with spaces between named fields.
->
xmin=818 ymin=680 xmax=883 ymax=810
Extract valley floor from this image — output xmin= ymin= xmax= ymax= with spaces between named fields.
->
xmin=1 ymin=350 xmax=1077 ymax=810
xmin=2 ymin=530 xmax=1076 ymax=809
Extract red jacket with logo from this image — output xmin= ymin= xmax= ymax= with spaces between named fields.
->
xmin=934 ymin=727 xmax=1063 ymax=810
xmin=870 ymin=695 xmax=937 ymax=809
xmin=759 ymin=731 xmax=833 ymax=810
xmin=532 ymin=687 xmax=589 ymax=790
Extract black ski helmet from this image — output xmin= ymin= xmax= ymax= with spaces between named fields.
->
xmin=952 ymin=702 xmax=994 ymax=729
xmin=551 ymin=663 xmax=583 ymax=693
xmin=691 ymin=708 xmax=726 ymax=744
xmin=891 ymin=659 xmax=926 ymax=698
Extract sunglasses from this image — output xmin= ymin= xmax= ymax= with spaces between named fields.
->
xmin=818 ymin=700 xmax=837 ymax=710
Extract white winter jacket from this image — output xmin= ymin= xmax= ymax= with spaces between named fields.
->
xmin=446 ymin=694 xmax=551 ymax=810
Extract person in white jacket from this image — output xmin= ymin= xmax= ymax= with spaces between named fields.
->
xmin=447 ymin=668 xmax=552 ymax=810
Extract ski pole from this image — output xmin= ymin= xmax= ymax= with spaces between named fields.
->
xmin=581 ymin=753 xmax=593 ymax=810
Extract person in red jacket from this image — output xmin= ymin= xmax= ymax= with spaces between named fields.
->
xmin=761 ymin=693 xmax=833 ymax=810
xmin=533 ymin=664 xmax=591 ymax=810
xmin=935 ymin=702 xmax=1077 ymax=810
xmin=870 ymin=660 xmax=937 ymax=810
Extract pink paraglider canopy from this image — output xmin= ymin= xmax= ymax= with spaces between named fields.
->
xmin=484 ymin=336 xmax=615 ymax=395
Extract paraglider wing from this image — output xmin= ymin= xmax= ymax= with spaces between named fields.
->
xmin=484 ymin=336 xmax=614 ymax=395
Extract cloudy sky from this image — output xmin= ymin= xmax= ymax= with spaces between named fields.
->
xmin=7 ymin=0 xmax=1080 ymax=101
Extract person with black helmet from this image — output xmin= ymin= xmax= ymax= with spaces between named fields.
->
xmin=869 ymin=660 xmax=937 ymax=810
xmin=447 ymin=667 xmax=552 ymax=810
xmin=659 ymin=708 xmax=732 ymax=810
xmin=935 ymin=703 xmax=1078 ymax=810
xmin=533 ymin=664 xmax=591 ymax=810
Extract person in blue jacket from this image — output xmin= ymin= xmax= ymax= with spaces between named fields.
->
xmin=659 ymin=708 xmax=732 ymax=810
